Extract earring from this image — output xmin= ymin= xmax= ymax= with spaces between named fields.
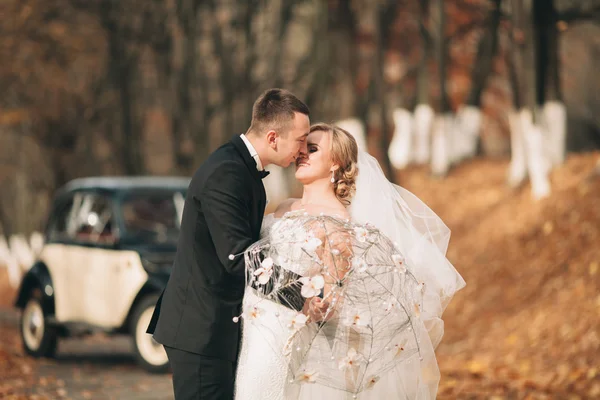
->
xmin=330 ymin=171 xmax=336 ymax=183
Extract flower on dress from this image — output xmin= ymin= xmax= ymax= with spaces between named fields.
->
xmin=296 ymin=370 xmax=319 ymax=383
xmin=394 ymin=340 xmax=407 ymax=358
xmin=354 ymin=227 xmax=369 ymax=243
xmin=415 ymin=282 xmax=426 ymax=294
xmin=302 ymin=233 xmax=322 ymax=252
xmin=299 ymin=275 xmax=325 ymax=298
xmin=413 ymin=302 xmax=421 ymax=318
xmin=253 ymin=257 xmax=274 ymax=284
xmin=384 ymin=299 xmax=397 ymax=313
xmin=391 ymin=254 xmax=407 ymax=273
xmin=288 ymin=312 xmax=308 ymax=330
xmin=351 ymin=256 xmax=368 ymax=273
xmin=365 ymin=375 xmax=380 ymax=389
xmin=244 ymin=306 xmax=263 ymax=321
xmin=339 ymin=348 xmax=363 ymax=370
xmin=344 ymin=311 xmax=369 ymax=327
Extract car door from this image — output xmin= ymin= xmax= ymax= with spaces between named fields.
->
xmin=40 ymin=194 xmax=76 ymax=323
xmin=65 ymin=190 xmax=122 ymax=328
xmin=68 ymin=190 xmax=149 ymax=329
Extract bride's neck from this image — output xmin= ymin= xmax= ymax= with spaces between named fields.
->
xmin=300 ymin=181 xmax=339 ymax=207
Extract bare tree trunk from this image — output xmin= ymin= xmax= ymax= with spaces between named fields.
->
xmin=414 ymin=0 xmax=434 ymax=165
xmin=374 ymin=1 xmax=399 ymax=182
xmin=431 ymin=0 xmax=452 ymax=177
xmin=536 ymin=0 xmax=567 ymax=166
xmin=456 ymin=0 xmax=502 ymax=162
xmin=510 ymin=0 xmax=551 ymax=199
xmin=100 ymin=1 xmax=144 ymax=175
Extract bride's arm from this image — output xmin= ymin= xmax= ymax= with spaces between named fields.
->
xmin=302 ymin=222 xmax=353 ymax=321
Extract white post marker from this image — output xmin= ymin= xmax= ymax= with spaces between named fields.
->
xmin=413 ymin=104 xmax=434 ymax=164
xmin=508 ymin=109 xmax=528 ymax=187
xmin=521 ymin=109 xmax=551 ymax=199
xmin=431 ymin=114 xmax=451 ymax=177
xmin=542 ymin=100 xmax=567 ymax=167
xmin=335 ymin=118 xmax=367 ymax=151
xmin=388 ymin=108 xmax=414 ymax=169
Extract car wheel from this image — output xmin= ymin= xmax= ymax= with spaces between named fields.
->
xmin=131 ymin=294 xmax=169 ymax=373
xmin=20 ymin=292 xmax=58 ymax=358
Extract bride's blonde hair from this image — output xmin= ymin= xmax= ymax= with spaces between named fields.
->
xmin=309 ymin=123 xmax=359 ymax=205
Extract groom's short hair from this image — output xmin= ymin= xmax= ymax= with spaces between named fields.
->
xmin=249 ymin=88 xmax=310 ymax=135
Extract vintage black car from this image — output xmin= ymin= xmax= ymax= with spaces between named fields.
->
xmin=14 ymin=176 xmax=190 ymax=372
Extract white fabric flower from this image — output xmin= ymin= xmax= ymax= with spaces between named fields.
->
xmin=384 ymin=300 xmax=397 ymax=313
xmin=392 ymin=254 xmax=407 ymax=273
xmin=413 ymin=302 xmax=421 ymax=318
xmin=296 ymin=370 xmax=319 ymax=383
xmin=365 ymin=375 xmax=380 ymax=389
xmin=338 ymin=348 xmax=363 ymax=370
xmin=352 ymin=256 xmax=368 ymax=273
xmin=244 ymin=306 xmax=263 ymax=321
xmin=354 ymin=227 xmax=368 ymax=243
xmin=344 ymin=311 xmax=369 ymax=327
xmin=299 ymin=275 xmax=325 ymax=298
xmin=288 ymin=312 xmax=308 ymax=330
xmin=302 ymin=233 xmax=322 ymax=252
xmin=394 ymin=340 xmax=407 ymax=358
xmin=253 ymin=257 xmax=274 ymax=284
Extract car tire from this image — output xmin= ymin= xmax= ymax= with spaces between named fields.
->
xmin=131 ymin=294 xmax=169 ymax=373
xmin=20 ymin=291 xmax=58 ymax=358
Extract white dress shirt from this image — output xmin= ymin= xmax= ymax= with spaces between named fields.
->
xmin=240 ymin=134 xmax=264 ymax=171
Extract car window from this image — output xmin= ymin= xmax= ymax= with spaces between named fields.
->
xmin=121 ymin=191 xmax=182 ymax=245
xmin=67 ymin=192 xmax=116 ymax=245
xmin=47 ymin=197 xmax=75 ymax=242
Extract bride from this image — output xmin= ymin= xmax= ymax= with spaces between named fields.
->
xmin=234 ymin=123 xmax=465 ymax=399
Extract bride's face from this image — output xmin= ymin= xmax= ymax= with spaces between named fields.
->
xmin=295 ymin=129 xmax=335 ymax=183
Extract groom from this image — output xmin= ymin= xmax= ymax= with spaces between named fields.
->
xmin=147 ymin=88 xmax=310 ymax=399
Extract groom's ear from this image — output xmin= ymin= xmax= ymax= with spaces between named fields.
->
xmin=266 ymin=130 xmax=278 ymax=149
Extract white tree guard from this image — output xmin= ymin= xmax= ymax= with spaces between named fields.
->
xmin=542 ymin=100 xmax=567 ymax=166
xmin=335 ymin=118 xmax=367 ymax=151
xmin=431 ymin=114 xmax=452 ymax=177
xmin=508 ymin=110 xmax=528 ymax=187
xmin=9 ymin=234 xmax=35 ymax=273
xmin=388 ymin=108 xmax=414 ymax=169
xmin=30 ymin=231 xmax=45 ymax=256
xmin=1 ymin=235 xmax=23 ymax=288
xmin=455 ymin=105 xmax=482 ymax=162
xmin=521 ymin=110 xmax=551 ymax=199
xmin=413 ymin=104 xmax=434 ymax=164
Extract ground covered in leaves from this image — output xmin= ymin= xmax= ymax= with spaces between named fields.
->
xmin=397 ymin=152 xmax=600 ymax=399
xmin=1 ymin=152 xmax=599 ymax=399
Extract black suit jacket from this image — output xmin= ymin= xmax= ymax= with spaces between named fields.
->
xmin=147 ymin=135 xmax=267 ymax=362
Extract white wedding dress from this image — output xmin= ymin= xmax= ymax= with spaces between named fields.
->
xmin=234 ymin=149 xmax=465 ymax=400
xmin=234 ymin=213 xmax=441 ymax=400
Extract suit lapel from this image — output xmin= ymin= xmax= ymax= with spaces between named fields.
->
xmin=230 ymin=135 xmax=267 ymax=234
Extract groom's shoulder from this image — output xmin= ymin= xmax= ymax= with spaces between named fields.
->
xmin=192 ymin=142 xmax=247 ymax=180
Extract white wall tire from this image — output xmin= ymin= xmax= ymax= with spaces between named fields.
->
xmin=20 ymin=294 xmax=58 ymax=358
xmin=131 ymin=295 xmax=169 ymax=373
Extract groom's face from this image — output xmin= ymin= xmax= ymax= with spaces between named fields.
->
xmin=273 ymin=112 xmax=310 ymax=167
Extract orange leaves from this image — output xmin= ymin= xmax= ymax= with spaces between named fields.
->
xmin=400 ymin=153 xmax=600 ymax=398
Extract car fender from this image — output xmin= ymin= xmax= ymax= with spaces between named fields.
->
xmin=14 ymin=262 xmax=55 ymax=316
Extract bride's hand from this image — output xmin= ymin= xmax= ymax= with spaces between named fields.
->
xmin=304 ymin=297 xmax=333 ymax=322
